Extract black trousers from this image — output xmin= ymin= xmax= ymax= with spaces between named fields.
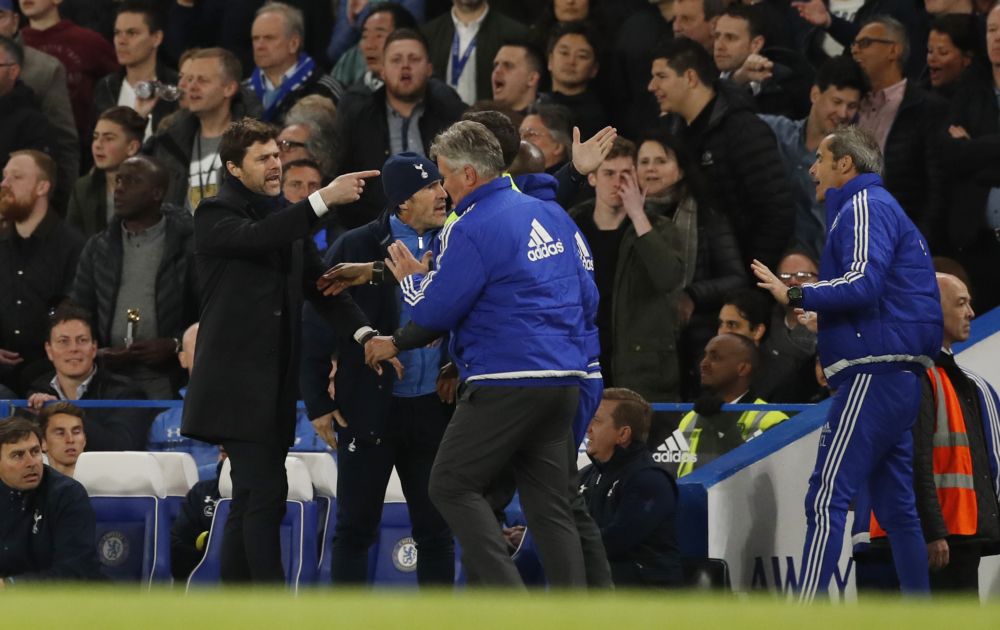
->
xmin=219 ymin=439 xmax=288 ymax=584
xmin=930 ymin=544 xmax=982 ymax=593
xmin=331 ymin=394 xmax=454 ymax=586
xmin=429 ymin=384 xmax=586 ymax=587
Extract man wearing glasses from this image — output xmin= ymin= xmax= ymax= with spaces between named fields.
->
xmin=850 ymin=16 xmax=947 ymax=244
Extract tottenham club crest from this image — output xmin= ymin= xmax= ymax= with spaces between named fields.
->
xmin=99 ymin=531 xmax=130 ymax=567
xmin=414 ymin=164 xmax=429 ymax=179
xmin=392 ymin=536 xmax=418 ymax=572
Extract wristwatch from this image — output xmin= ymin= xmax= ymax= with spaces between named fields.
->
xmin=786 ymin=285 xmax=804 ymax=308
xmin=359 ymin=329 xmax=380 ymax=345
xmin=370 ymin=261 xmax=385 ymax=285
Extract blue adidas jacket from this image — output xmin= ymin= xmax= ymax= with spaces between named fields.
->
xmin=402 ymin=176 xmax=598 ymax=385
xmin=802 ymin=173 xmax=942 ymax=389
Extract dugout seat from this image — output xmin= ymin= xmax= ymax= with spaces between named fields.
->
xmin=289 ymin=452 xmax=339 ymax=582
xmin=681 ymin=557 xmax=732 ymax=590
xmin=75 ymin=452 xmax=171 ymax=587
xmin=186 ymin=456 xmax=319 ymax=591
xmin=369 ymin=468 xmax=419 ymax=585
xmin=147 ymin=451 xmax=198 ymax=524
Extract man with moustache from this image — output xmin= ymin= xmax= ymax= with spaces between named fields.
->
xmin=182 ymin=117 xmax=381 ymax=584
xmin=0 ymin=150 xmax=84 ymax=398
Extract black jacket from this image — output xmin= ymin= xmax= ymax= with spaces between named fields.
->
xmin=880 ymin=81 xmax=949 ymax=243
xmin=664 ymin=83 xmax=794 ymax=270
xmin=300 ymin=212 xmax=447 ymax=437
xmin=66 ymin=169 xmax=110 ymax=237
xmin=331 ymin=82 xmax=467 ymax=230
xmin=0 ymin=466 xmax=102 ymax=582
xmin=71 ymin=207 xmax=198 ymax=349
xmin=421 ymin=8 xmax=529 ymax=103
xmin=29 ymin=368 xmax=154 ymax=451
xmin=579 ymin=442 xmax=682 ymax=587
xmin=939 ymin=74 xmax=1000 ymax=252
xmin=181 ymin=177 xmax=369 ymax=446
xmin=0 ymin=80 xmax=54 ymax=169
xmin=169 ymin=472 xmax=220 ymax=580
xmin=749 ymin=48 xmax=813 ymax=120
xmin=92 ymin=63 xmax=180 ymax=133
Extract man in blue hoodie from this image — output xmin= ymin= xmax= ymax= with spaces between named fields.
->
xmin=369 ymin=120 xmax=598 ymax=587
xmin=753 ymin=125 xmax=942 ymax=601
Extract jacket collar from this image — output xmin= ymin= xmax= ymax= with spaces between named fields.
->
xmin=589 ymin=441 xmax=649 ymax=474
xmin=824 ymin=172 xmax=883 ymax=219
xmin=219 ymin=176 xmax=286 ymax=216
xmin=452 ymin=177 xmax=509 ymax=218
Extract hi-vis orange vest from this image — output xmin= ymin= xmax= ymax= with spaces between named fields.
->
xmin=871 ymin=367 xmax=978 ymax=538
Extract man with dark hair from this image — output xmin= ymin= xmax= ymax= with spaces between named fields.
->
xmin=674 ymin=333 xmax=788 ymax=476
xmin=569 ymin=136 xmax=684 ymax=401
xmin=545 ymin=21 xmax=607 ymax=139
xmin=27 ymin=305 xmax=152 ymax=452
xmin=244 ymin=2 xmax=342 ymax=124
xmin=332 ymin=28 xmax=466 ymax=231
xmin=0 ymin=417 xmax=101 ymax=586
xmin=37 ymin=401 xmax=86 ymax=477
xmin=71 ymin=155 xmax=196 ymax=400
xmin=519 ymin=102 xmax=573 ymax=173
xmin=851 ymin=15 xmax=947 ymax=239
xmin=181 ymin=117 xmax=380 ymax=584
xmin=67 ymin=106 xmax=145 ymax=237
xmin=753 ymin=125 xmax=942 ymax=600
xmin=94 ymin=0 xmax=178 ymax=139
xmin=673 ymin=0 xmax=725 ymax=52
xmin=331 ymin=1 xmax=418 ymax=90
xmin=718 ymin=288 xmax=771 ymax=347
xmin=650 ymin=37 xmax=793 ymax=271
xmin=19 ymin=0 xmax=117 ymax=150
xmin=760 ymin=56 xmax=865 ymax=257
xmin=0 ymin=150 xmax=84 ymax=398
xmin=0 ymin=34 xmax=54 ymax=171
xmin=144 ymin=47 xmax=258 ymax=211
xmin=281 ymin=158 xmax=323 ymax=204
xmin=713 ymin=3 xmax=811 ymax=119
xmin=491 ymin=40 xmax=542 ymax=114
xmin=421 ymin=0 xmax=529 ymax=105
xmin=580 ymin=387 xmax=681 ymax=587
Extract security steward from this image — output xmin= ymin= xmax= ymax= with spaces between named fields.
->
xmin=301 ymin=152 xmax=454 ymax=585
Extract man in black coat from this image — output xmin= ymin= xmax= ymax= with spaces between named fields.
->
xmin=331 ymin=28 xmax=467 ymax=232
xmin=181 ymin=118 xmax=380 ymax=584
xmin=0 ymin=36 xmax=54 ymax=175
xmin=650 ymin=38 xmax=794 ymax=271
xmin=0 ymin=418 xmax=102 ymax=586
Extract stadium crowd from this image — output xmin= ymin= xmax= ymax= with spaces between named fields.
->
xmin=1 ymin=0 xmax=1000 ymax=595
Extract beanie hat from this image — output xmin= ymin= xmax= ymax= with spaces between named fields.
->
xmin=381 ymin=152 xmax=442 ymax=210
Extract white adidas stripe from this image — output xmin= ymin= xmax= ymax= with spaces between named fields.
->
xmin=807 ymin=190 xmax=870 ymax=291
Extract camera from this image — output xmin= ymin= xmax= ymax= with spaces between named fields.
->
xmin=135 ymin=80 xmax=181 ymax=102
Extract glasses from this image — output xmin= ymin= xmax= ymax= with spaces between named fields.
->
xmin=520 ymin=128 xmax=550 ymax=141
xmin=278 ymin=139 xmax=307 ymax=152
xmin=850 ymin=37 xmax=896 ymax=50
xmin=778 ymin=271 xmax=818 ymax=281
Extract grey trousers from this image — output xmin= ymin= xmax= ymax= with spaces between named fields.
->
xmin=428 ymin=383 xmax=587 ymax=587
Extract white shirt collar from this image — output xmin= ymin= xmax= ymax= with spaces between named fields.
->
xmin=451 ymin=4 xmax=489 ymax=32
xmin=51 ymin=366 xmax=98 ymax=400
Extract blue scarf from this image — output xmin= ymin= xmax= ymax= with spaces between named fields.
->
xmin=249 ymin=53 xmax=317 ymax=122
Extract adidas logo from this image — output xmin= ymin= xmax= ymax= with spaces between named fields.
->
xmin=652 ymin=429 xmax=698 ymax=464
xmin=527 ymin=218 xmax=565 ymax=261
xmin=574 ymin=231 xmax=594 ymax=271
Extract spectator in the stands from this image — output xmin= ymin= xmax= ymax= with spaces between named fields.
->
xmin=67 ymin=106 xmax=145 ymax=237
xmin=421 ymin=0 xmax=529 ymax=105
xmin=71 ymin=155 xmax=196 ymax=400
xmin=330 ymin=2 xmax=419 ymax=90
xmin=673 ymin=0 xmax=724 ymax=53
xmin=718 ymin=288 xmax=771 ymax=347
xmin=579 ymin=387 xmax=682 ymax=587
xmin=852 ymin=16 xmax=948 ymax=240
xmin=491 ymin=40 xmax=543 ymax=115
xmin=712 ymin=3 xmax=812 ymax=119
xmin=245 ymin=2 xmax=343 ymax=124
xmin=0 ymin=150 xmax=84 ymax=398
xmin=0 ymin=35 xmax=55 ymax=173
xmin=0 ymin=2 xmax=78 ymax=214
xmin=923 ymin=13 xmax=979 ymax=99
xmin=635 ymin=130 xmax=746 ymax=400
xmin=19 ymin=0 xmax=118 ymax=149
xmin=569 ymin=137 xmax=684 ymax=401
xmin=37 ymin=401 xmax=86 ymax=477
xmin=27 ymin=305 xmax=153 ymax=452
xmin=326 ymin=0 xmax=424 ymax=70
xmin=282 ymin=94 xmax=339 ymax=179
xmin=519 ymin=102 xmax=573 ymax=173
xmin=94 ymin=0 xmax=178 ymax=141
xmin=651 ymin=37 xmax=794 ymax=270
xmin=759 ymin=55 xmax=866 ymax=257
xmin=332 ymin=28 xmax=466 ymax=231
xmin=282 ymin=158 xmax=323 ymax=204
xmin=939 ymin=2 xmax=1000 ymax=313
xmin=544 ymin=21 xmax=607 ymax=139
xmin=144 ymin=47 xmax=255 ymax=211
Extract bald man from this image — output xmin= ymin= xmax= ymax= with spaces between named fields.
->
xmin=509 ymin=140 xmax=546 ymax=176
xmin=71 ymin=155 xmax=198 ymax=400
